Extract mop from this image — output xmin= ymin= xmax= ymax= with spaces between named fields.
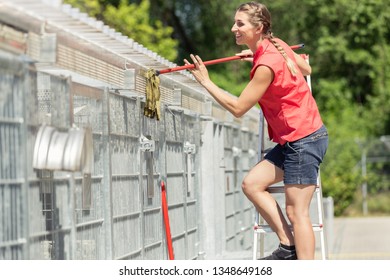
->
xmin=143 ymin=44 xmax=304 ymax=120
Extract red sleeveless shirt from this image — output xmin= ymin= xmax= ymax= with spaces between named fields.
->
xmin=250 ymin=38 xmax=323 ymax=145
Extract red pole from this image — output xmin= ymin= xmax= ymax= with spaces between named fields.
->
xmin=156 ymin=43 xmax=304 ymax=75
xmin=161 ymin=180 xmax=174 ymax=260
xmin=156 ymin=55 xmax=250 ymax=75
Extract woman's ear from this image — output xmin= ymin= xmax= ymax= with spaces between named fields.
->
xmin=255 ymin=25 xmax=263 ymax=34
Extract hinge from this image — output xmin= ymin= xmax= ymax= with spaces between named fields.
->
xmin=184 ymin=141 xmax=196 ymax=154
xmin=139 ymin=135 xmax=155 ymax=152
xmin=232 ymin=146 xmax=242 ymax=158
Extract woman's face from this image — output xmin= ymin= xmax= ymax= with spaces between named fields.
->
xmin=231 ymin=11 xmax=261 ymax=46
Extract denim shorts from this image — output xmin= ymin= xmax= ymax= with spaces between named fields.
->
xmin=264 ymin=125 xmax=329 ymax=185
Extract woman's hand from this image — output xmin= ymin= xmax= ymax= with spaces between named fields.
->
xmin=184 ymin=54 xmax=210 ymax=85
xmin=236 ymin=49 xmax=253 ymax=63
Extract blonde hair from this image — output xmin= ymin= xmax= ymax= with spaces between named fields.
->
xmin=237 ymin=2 xmax=298 ymax=76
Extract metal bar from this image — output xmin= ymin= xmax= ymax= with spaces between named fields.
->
xmin=113 ymin=211 xmax=141 ymax=221
xmin=116 ymin=248 xmax=142 ymax=260
xmin=75 ymin=219 xmax=104 ymax=229
xmin=101 ymin=87 xmax=115 ymax=259
xmin=29 ymin=227 xmax=72 ymax=240
xmin=0 ymin=117 xmax=24 ymax=124
xmin=0 ymin=238 xmax=27 ymax=249
xmin=0 ymin=179 xmax=24 ymax=185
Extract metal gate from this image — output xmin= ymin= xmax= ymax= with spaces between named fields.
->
xmin=0 ymin=0 xmax=262 ymax=260
xmin=0 ymin=51 xmax=202 ymax=260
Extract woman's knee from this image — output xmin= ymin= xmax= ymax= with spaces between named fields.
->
xmin=241 ymin=160 xmax=282 ymax=197
xmin=241 ymin=176 xmax=255 ymax=196
xmin=286 ymin=205 xmax=310 ymax=225
xmin=241 ymin=176 xmax=266 ymax=197
xmin=285 ymin=206 xmax=295 ymax=224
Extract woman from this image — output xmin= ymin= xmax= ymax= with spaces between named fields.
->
xmin=184 ymin=1 xmax=328 ymax=260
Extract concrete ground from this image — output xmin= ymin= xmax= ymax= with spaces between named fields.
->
xmin=219 ymin=216 xmax=390 ymax=260
xmin=329 ymin=216 xmax=390 ymax=260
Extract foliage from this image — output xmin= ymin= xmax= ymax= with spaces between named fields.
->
xmin=104 ymin=0 xmax=178 ymax=61
xmin=63 ymin=0 xmax=103 ymax=19
xmin=296 ymin=0 xmax=390 ymax=214
xmin=345 ymin=191 xmax=390 ymax=216
xmin=63 ymin=0 xmax=178 ymax=61
xmin=317 ymin=86 xmax=362 ymax=214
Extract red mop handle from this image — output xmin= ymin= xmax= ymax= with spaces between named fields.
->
xmin=161 ymin=180 xmax=174 ymax=260
xmin=157 ymin=55 xmax=249 ymax=75
xmin=156 ymin=43 xmax=304 ymax=75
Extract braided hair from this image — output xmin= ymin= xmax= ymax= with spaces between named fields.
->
xmin=237 ymin=2 xmax=298 ymax=76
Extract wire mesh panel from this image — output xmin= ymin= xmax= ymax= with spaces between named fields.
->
xmin=0 ymin=0 xmax=264 ymax=260
xmin=0 ymin=54 xmax=259 ymax=261
xmin=223 ymin=124 xmax=240 ymax=251
xmin=0 ymin=50 xmax=35 ymax=260
xmin=238 ymin=129 xmax=259 ymax=250
xmin=162 ymin=108 xmax=201 ymax=260
xmin=223 ymin=123 xmax=255 ymax=252
xmin=29 ymin=178 xmax=74 ymax=260
xmin=28 ymin=73 xmax=75 ymax=260
xmin=164 ymin=109 xmax=186 ymax=259
xmin=71 ymin=86 xmax=106 ymax=259
xmin=109 ymin=93 xmax=143 ymax=260
xmin=140 ymin=105 xmax=165 ymax=260
xmin=37 ymin=73 xmax=71 ymax=126
xmin=183 ymin=113 xmax=200 ymax=260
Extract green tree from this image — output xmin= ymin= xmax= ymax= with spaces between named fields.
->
xmin=64 ymin=0 xmax=103 ymax=18
xmin=297 ymin=0 xmax=390 ymax=214
xmin=146 ymin=0 xmax=252 ymax=93
xmin=104 ymin=0 xmax=178 ymax=61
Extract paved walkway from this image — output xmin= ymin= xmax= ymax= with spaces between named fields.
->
xmin=219 ymin=216 xmax=390 ymax=260
xmin=329 ymin=216 xmax=390 ymax=260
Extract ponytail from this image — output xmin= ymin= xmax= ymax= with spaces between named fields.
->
xmin=267 ymin=34 xmax=298 ymax=77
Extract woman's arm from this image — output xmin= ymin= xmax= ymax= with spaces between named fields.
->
xmin=236 ymin=48 xmax=311 ymax=76
xmin=294 ymin=52 xmax=311 ymax=76
xmin=184 ymin=54 xmax=272 ymax=118
xmin=236 ymin=49 xmax=254 ymax=63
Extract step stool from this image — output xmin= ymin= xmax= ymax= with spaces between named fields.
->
xmin=252 ymin=173 xmax=328 ymax=260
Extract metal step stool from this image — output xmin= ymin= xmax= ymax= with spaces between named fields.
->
xmin=252 ymin=172 xmax=328 ymax=260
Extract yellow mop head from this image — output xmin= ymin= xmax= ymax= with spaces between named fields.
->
xmin=143 ymin=69 xmax=161 ymax=120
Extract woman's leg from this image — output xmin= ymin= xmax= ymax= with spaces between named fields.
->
xmin=242 ymin=160 xmax=295 ymax=247
xmin=285 ymin=184 xmax=316 ymax=259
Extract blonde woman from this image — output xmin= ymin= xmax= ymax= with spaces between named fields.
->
xmin=185 ymin=2 xmax=328 ymax=260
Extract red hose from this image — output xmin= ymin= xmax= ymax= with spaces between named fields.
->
xmin=156 ymin=43 xmax=304 ymax=75
xmin=161 ymin=180 xmax=174 ymax=260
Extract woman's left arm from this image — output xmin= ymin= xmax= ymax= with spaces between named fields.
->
xmin=294 ymin=52 xmax=312 ymax=76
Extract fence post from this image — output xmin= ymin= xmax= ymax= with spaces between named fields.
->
xmin=102 ymin=87 xmax=114 ymax=259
